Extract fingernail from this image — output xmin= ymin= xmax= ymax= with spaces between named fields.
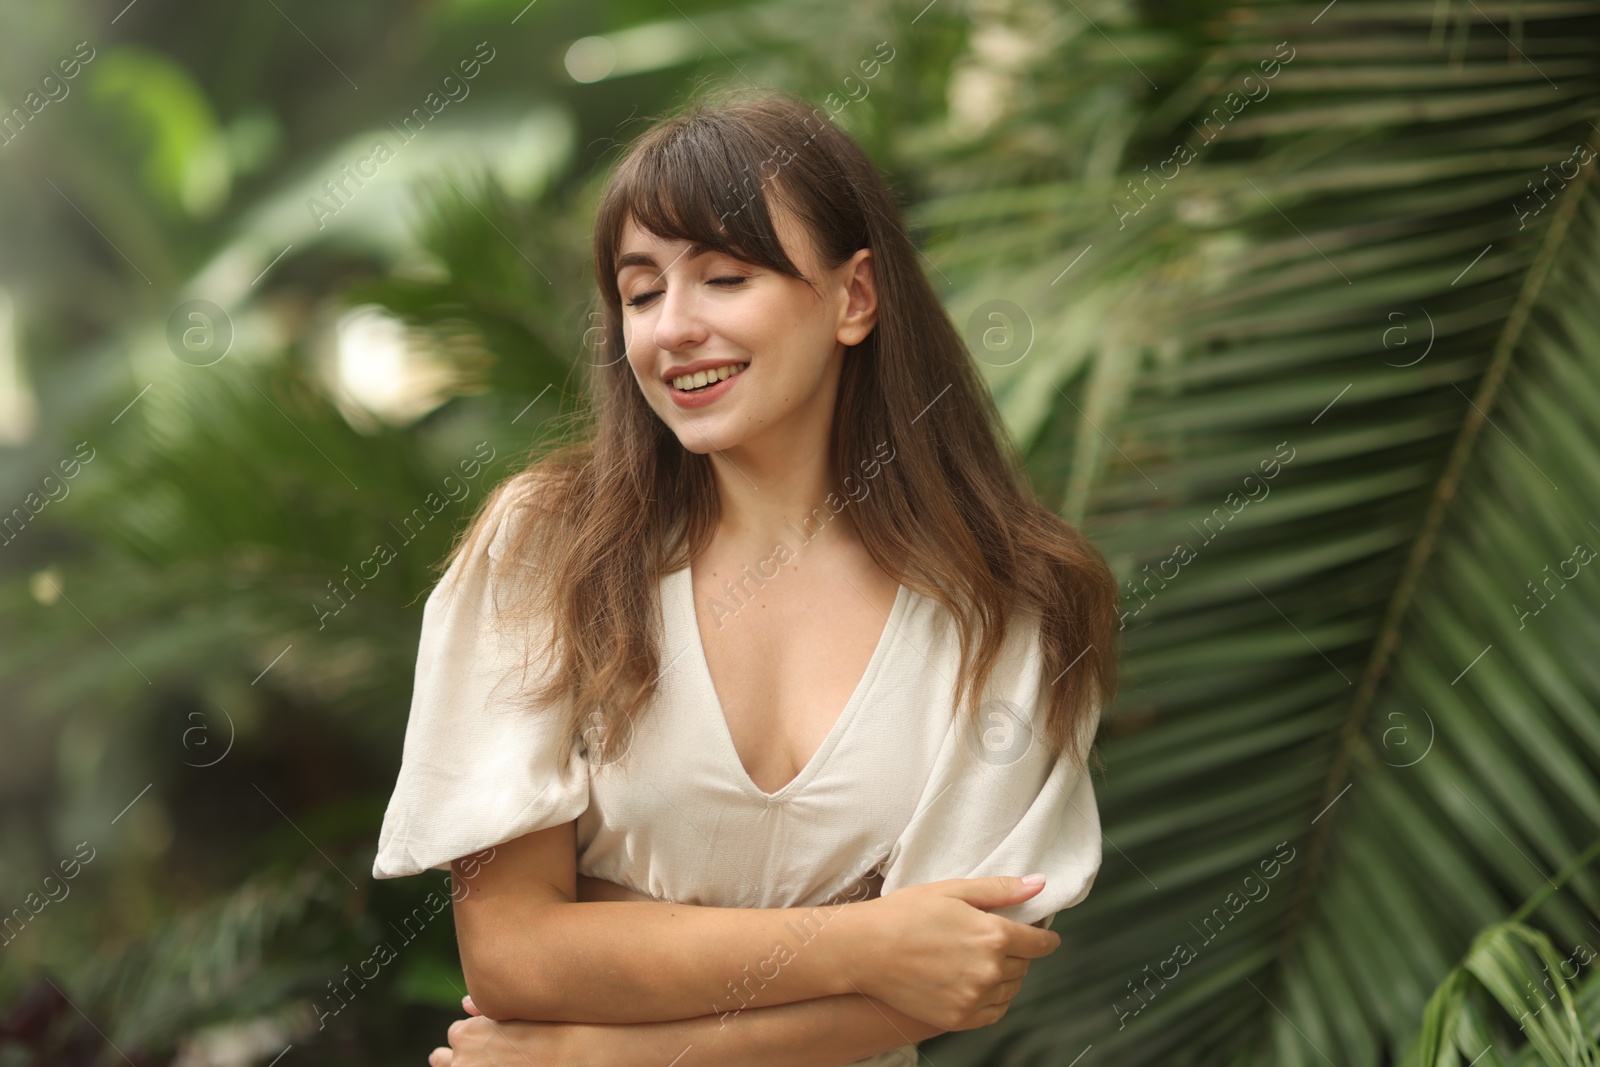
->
xmin=1021 ymin=873 xmax=1046 ymax=886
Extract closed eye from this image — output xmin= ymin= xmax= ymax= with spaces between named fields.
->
xmin=625 ymin=275 xmax=749 ymax=308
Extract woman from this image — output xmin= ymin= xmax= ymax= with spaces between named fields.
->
xmin=372 ymin=86 xmax=1120 ymax=1066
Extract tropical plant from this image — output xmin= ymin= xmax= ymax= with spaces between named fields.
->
xmin=6 ymin=0 xmax=1600 ymax=1064
xmin=1405 ymin=920 xmax=1600 ymax=1067
xmin=0 ymin=0 xmax=613 ymax=1061
xmin=348 ymin=3 xmax=1600 ymax=1062
xmin=896 ymin=1 xmax=1600 ymax=1064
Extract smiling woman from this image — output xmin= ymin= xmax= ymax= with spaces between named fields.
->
xmin=613 ymin=196 xmax=876 ymax=443
xmin=370 ymin=85 xmax=1119 ymax=1067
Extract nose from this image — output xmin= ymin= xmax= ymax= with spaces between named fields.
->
xmin=651 ymin=277 xmax=708 ymax=353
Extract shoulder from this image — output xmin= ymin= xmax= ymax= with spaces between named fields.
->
xmin=493 ymin=464 xmax=564 ymax=534
xmin=471 ymin=465 xmax=567 ymax=567
xmin=422 ymin=469 xmax=570 ymax=666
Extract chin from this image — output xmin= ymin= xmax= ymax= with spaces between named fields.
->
xmin=673 ymin=426 xmax=744 ymax=455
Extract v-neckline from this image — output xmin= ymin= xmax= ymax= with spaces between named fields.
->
xmin=675 ymin=562 xmax=909 ymax=802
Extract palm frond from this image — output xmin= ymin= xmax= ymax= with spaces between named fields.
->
xmin=1406 ymin=920 xmax=1600 ymax=1067
xmin=906 ymin=2 xmax=1600 ymax=1064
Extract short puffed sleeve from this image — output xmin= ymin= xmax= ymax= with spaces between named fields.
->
xmin=371 ymin=491 xmax=589 ymax=880
xmin=876 ymin=622 xmax=1103 ymax=931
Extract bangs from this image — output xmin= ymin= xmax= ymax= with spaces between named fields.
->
xmin=596 ymin=111 xmax=815 ymax=302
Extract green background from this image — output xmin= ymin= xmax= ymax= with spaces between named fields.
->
xmin=2 ymin=0 xmax=1599 ymax=1064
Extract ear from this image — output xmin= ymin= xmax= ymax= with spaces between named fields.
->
xmin=836 ymin=247 xmax=878 ymax=347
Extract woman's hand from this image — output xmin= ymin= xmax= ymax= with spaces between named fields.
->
xmin=429 ymin=998 xmax=575 ymax=1067
xmin=844 ymin=875 xmax=1061 ymax=1032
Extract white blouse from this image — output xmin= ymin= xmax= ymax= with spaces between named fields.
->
xmin=373 ymin=497 xmax=1104 ymax=1067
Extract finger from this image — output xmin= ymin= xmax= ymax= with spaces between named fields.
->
xmin=998 ymin=955 xmax=1031 ymax=981
xmin=429 ymin=1047 xmax=452 ymax=1067
xmin=978 ymin=975 xmax=1025 ymax=1009
xmin=957 ymin=1001 xmax=1010 ymax=1031
xmin=935 ymin=875 xmax=1047 ymax=910
xmin=1001 ymin=922 xmax=1062 ymax=959
xmin=462 ymin=994 xmax=481 ymax=1016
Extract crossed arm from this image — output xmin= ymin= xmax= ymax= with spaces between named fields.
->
xmin=446 ymin=822 xmax=939 ymax=1065
xmin=544 ymin=874 xmax=944 ymax=1064
xmin=444 ymin=819 xmax=1056 ymax=1067
xmin=462 ymin=961 xmax=941 ymax=1066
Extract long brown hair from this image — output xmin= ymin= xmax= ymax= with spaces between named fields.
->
xmin=441 ymin=85 xmax=1119 ymax=776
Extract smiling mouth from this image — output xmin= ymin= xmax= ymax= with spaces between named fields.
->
xmin=671 ymin=362 xmax=749 ymax=392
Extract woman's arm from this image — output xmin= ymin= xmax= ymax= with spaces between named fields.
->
xmin=453 ymin=822 xmax=1057 ymax=1029
xmin=453 ymin=821 xmax=867 ymax=1024
xmin=575 ymin=872 xmax=658 ymax=903
xmin=574 ymin=991 xmax=949 ymax=1066
xmin=438 ymin=990 xmax=947 ymax=1067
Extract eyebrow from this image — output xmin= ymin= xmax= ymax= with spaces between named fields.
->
xmin=615 ymin=242 xmax=715 ymax=276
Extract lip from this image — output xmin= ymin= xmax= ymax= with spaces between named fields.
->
xmin=668 ymin=364 xmax=744 ymax=409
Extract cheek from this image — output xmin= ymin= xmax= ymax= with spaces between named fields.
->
xmin=627 ymin=357 xmax=656 ymax=396
xmin=781 ymin=313 xmax=836 ymax=376
xmin=740 ymin=298 xmax=818 ymax=362
xmin=621 ymin=320 xmax=648 ymax=371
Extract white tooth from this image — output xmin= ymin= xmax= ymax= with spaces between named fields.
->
xmin=672 ymin=364 xmax=747 ymax=390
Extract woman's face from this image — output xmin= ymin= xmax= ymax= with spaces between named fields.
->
xmin=615 ymin=204 xmax=875 ymax=459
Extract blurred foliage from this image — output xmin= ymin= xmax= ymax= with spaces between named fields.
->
xmin=2 ymin=0 xmax=1599 ymax=1065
